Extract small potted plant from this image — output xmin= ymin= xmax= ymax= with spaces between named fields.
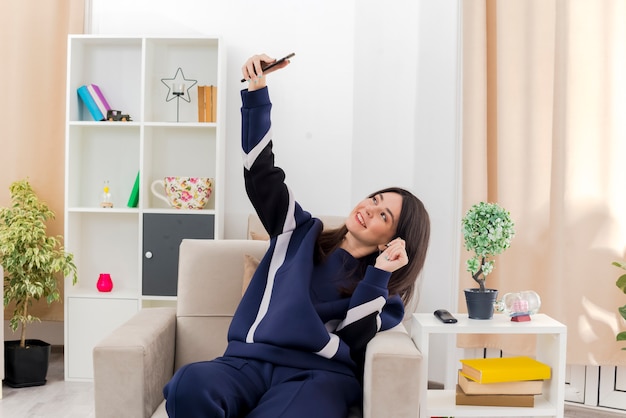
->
xmin=613 ymin=261 xmax=626 ymax=349
xmin=462 ymin=201 xmax=515 ymax=319
xmin=0 ymin=179 xmax=77 ymax=387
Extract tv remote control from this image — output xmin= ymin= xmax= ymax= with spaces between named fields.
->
xmin=434 ymin=309 xmax=458 ymax=323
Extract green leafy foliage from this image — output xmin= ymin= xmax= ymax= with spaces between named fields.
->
xmin=0 ymin=179 xmax=77 ymax=348
xmin=613 ymin=261 xmax=626 ymax=350
xmin=462 ymin=202 xmax=515 ymax=292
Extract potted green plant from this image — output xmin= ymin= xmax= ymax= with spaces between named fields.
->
xmin=462 ymin=201 xmax=515 ymax=319
xmin=0 ymin=179 xmax=77 ymax=387
xmin=613 ymin=261 xmax=626 ymax=349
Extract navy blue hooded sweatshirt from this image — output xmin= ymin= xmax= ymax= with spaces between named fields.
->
xmin=224 ymin=87 xmax=404 ymax=378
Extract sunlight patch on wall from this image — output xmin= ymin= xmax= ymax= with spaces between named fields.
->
xmin=579 ymin=296 xmax=620 ymax=345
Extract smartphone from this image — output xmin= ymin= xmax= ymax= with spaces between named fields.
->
xmin=240 ymin=53 xmax=295 ymax=82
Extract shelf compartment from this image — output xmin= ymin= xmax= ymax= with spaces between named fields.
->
xmin=143 ymin=125 xmax=217 ymax=210
xmin=144 ymin=38 xmax=220 ymax=123
xmin=68 ymin=36 xmax=142 ymax=123
xmin=67 ymin=124 xmax=140 ymax=208
xmin=65 ymin=211 xmax=140 ymax=295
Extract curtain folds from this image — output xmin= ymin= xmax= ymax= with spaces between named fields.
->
xmin=461 ymin=0 xmax=626 ymax=365
xmin=0 ymin=0 xmax=85 ymax=322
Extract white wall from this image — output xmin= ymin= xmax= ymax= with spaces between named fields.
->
xmin=89 ymin=0 xmax=358 ymax=235
xmin=89 ymin=0 xmax=462 ymax=384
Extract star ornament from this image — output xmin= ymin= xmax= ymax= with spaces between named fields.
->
xmin=161 ymin=67 xmax=197 ymax=103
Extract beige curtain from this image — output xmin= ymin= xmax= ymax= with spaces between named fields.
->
xmin=461 ymin=0 xmax=626 ymax=366
xmin=0 ymin=1 xmax=85 ymax=322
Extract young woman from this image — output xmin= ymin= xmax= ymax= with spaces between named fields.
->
xmin=163 ymin=54 xmax=431 ymax=418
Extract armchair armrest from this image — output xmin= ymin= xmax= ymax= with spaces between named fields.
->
xmin=93 ymin=307 xmax=176 ymax=418
xmin=363 ymin=327 xmax=422 ymax=418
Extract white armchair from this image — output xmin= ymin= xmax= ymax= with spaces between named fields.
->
xmin=93 ymin=218 xmax=422 ymax=418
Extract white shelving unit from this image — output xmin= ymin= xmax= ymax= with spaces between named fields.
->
xmin=63 ymin=35 xmax=226 ymax=381
xmin=411 ymin=313 xmax=567 ymax=418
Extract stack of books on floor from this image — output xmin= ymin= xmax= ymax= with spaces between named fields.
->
xmin=455 ymin=356 xmax=551 ymax=407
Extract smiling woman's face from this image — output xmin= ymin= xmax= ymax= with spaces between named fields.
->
xmin=344 ymin=192 xmax=402 ymax=248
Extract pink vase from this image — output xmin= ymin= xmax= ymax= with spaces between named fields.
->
xmin=97 ymin=273 xmax=113 ymax=292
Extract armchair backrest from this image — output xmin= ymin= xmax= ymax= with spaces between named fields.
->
xmin=174 ymin=239 xmax=268 ymax=370
xmin=247 ymin=214 xmax=346 ymax=240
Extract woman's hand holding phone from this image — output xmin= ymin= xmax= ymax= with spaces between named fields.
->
xmin=241 ymin=53 xmax=294 ymax=89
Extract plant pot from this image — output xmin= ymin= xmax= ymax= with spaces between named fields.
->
xmin=4 ymin=339 xmax=51 ymax=388
xmin=464 ymin=288 xmax=499 ymax=320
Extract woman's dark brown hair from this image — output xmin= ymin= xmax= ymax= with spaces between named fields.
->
xmin=315 ymin=187 xmax=430 ymax=306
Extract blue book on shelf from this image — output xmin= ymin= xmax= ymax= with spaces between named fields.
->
xmin=77 ymin=85 xmax=104 ymax=121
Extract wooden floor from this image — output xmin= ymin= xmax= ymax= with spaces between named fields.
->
xmin=0 ymin=347 xmax=623 ymax=418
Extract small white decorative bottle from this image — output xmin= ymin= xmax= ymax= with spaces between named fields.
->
xmin=100 ymin=180 xmax=113 ymax=208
